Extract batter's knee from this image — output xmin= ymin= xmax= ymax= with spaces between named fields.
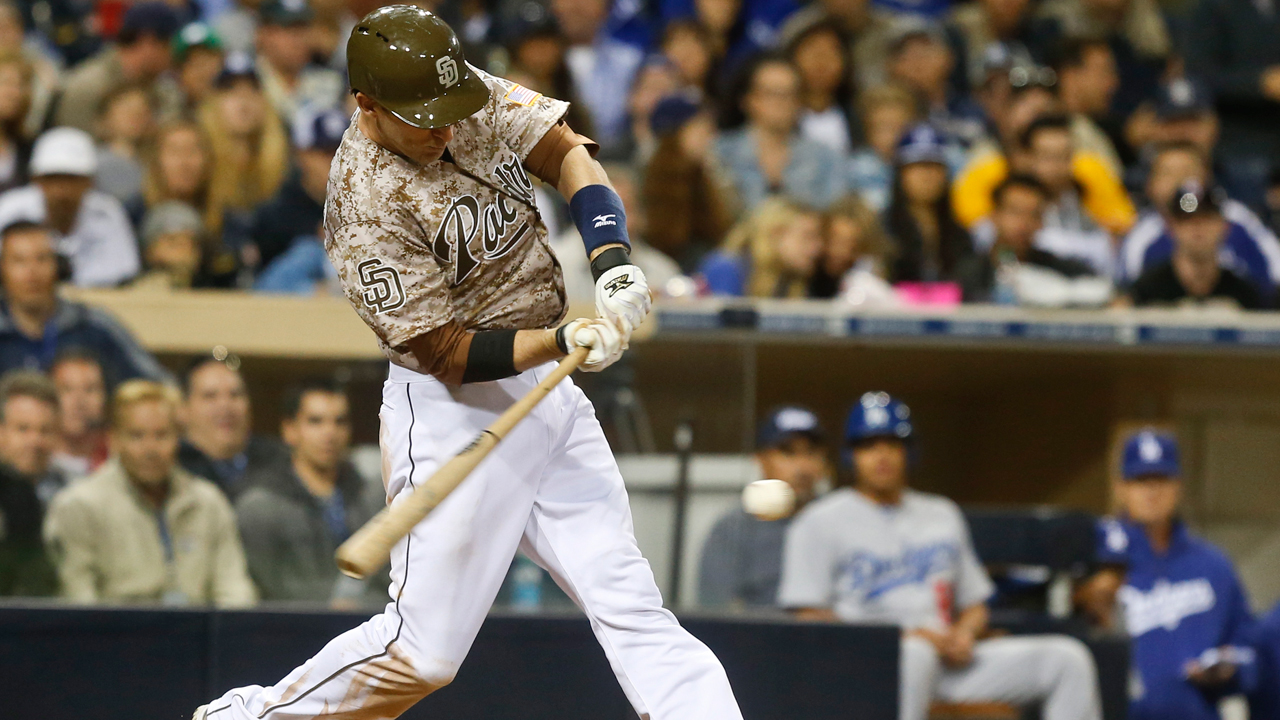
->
xmin=389 ymin=642 xmax=460 ymax=693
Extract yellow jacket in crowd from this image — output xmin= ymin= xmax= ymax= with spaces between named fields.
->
xmin=43 ymin=459 xmax=257 ymax=607
xmin=951 ymin=149 xmax=1137 ymax=236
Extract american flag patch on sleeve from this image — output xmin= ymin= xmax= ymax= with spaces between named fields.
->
xmin=504 ymin=84 xmax=542 ymax=107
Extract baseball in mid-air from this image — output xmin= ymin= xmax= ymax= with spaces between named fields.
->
xmin=742 ymin=479 xmax=796 ymax=521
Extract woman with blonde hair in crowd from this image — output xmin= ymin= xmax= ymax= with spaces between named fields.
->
xmin=0 ymin=51 xmax=34 ymax=194
xmin=811 ymin=194 xmax=898 ymax=306
xmin=197 ymin=54 xmax=288 ymax=259
xmin=698 ymin=196 xmax=824 ymax=297
xmin=137 ymin=121 xmax=239 ymax=283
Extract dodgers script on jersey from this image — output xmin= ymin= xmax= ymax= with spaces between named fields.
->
xmin=324 ymin=69 xmax=568 ymax=373
xmin=778 ymin=488 xmax=994 ymax=630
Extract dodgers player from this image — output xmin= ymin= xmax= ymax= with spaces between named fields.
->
xmin=195 ymin=7 xmax=743 ymax=719
xmin=1082 ymin=429 xmax=1257 ymax=720
xmin=778 ymin=393 xmax=1102 ymax=720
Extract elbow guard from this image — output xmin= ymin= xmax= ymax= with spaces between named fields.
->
xmin=461 ymin=329 xmax=519 ymax=383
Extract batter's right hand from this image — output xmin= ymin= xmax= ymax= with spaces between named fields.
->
xmin=559 ymin=318 xmax=624 ymax=372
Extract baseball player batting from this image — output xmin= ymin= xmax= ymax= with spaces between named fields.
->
xmin=194 ymin=6 xmax=743 ymax=720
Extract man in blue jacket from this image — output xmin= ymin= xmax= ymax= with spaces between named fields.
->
xmin=0 ymin=222 xmax=168 ymax=385
xmin=1249 ymin=602 xmax=1280 ymax=720
xmin=1080 ymin=429 xmax=1257 ymax=720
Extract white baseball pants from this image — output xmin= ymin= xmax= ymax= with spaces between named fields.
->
xmin=206 ymin=362 xmax=743 ymax=720
xmin=900 ymin=634 xmax=1103 ymax=720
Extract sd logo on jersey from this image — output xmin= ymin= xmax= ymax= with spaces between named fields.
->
xmin=357 ymin=258 xmax=406 ymax=314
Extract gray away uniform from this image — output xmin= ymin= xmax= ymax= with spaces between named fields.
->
xmin=778 ymin=488 xmax=1102 ymax=720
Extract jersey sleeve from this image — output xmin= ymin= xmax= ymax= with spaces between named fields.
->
xmin=952 ymin=508 xmax=995 ymax=610
xmin=329 ymin=221 xmax=455 ymax=348
xmin=484 ymin=73 xmax=571 ymax=160
xmin=777 ymin=509 xmax=837 ymax=609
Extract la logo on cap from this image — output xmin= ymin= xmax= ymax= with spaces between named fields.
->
xmin=1138 ymin=433 xmax=1163 ymax=462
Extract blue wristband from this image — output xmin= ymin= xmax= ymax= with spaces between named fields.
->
xmin=569 ymin=184 xmax=630 ymax=254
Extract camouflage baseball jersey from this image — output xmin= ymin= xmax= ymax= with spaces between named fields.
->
xmin=324 ymin=69 xmax=568 ymax=373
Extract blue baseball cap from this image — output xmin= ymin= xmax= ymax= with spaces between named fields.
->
xmin=896 ymin=124 xmax=948 ymax=166
xmin=845 ymin=392 xmax=912 ymax=444
xmin=1122 ymin=429 xmax=1181 ymax=480
xmin=294 ymin=107 xmax=350 ymax=151
xmin=650 ymin=94 xmax=701 ymax=137
xmin=1156 ymin=78 xmax=1213 ymax=120
xmin=756 ymin=406 xmax=825 ymax=450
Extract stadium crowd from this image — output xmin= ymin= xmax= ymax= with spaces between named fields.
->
xmin=1 ymin=0 xmax=1280 ymax=717
xmin=0 ymin=0 xmax=1278 ymax=306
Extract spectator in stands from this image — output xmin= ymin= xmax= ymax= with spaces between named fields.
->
xmin=49 ymin=350 xmax=108 ymax=481
xmin=784 ymin=16 xmax=855 ymax=154
xmin=0 ymin=222 xmax=167 ymax=383
xmin=137 ymin=202 xmax=235 ymax=290
xmin=44 ymin=380 xmax=256 ymax=607
xmin=0 ymin=52 xmax=34 ymax=195
xmin=0 ymin=1 xmax=57 ymax=142
xmin=179 ymin=356 xmax=284 ymax=499
xmin=249 ymin=108 xmax=347 ymax=274
xmin=958 ymin=174 xmax=1106 ymax=305
xmin=550 ymin=0 xmax=643 ymax=152
xmin=1143 ymin=79 xmax=1220 ymax=168
xmin=1185 ymin=0 xmax=1280 ymax=210
xmin=1126 ymin=181 xmax=1267 ymax=308
xmin=504 ymin=17 xmax=594 ymax=139
xmin=1119 ymin=143 xmax=1280 ymax=298
xmin=624 ymin=59 xmax=681 ymax=162
xmin=0 ymin=430 xmax=54 ymax=596
xmin=0 ymin=127 xmax=141 ymax=287
xmin=236 ymin=380 xmax=383 ymax=606
xmin=699 ymin=197 xmax=824 ymax=297
xmin=661 ymin=20 xmax=718 ymax=98
xmin=198 ymin=53 xmax=289 ymax=253
xmin=93 ymin=83 xmax=155 ymax=204
xmin=847 ymin=83 xmax=921 ymax=211
xmin=1016 ymin=113 xmax=1127 ymax=274
xmin=717 ymin=56 xmax=845 ymax=213
xmin=1052 ymin=37 xmax=1124 ymax=178
xmin=811 ymin=194 xmax=896 ymax=303
xmin=254 ymin=0 xmax=344 ymax=122
xmin=552 ymin=163 xmax=682 ymax=302
xmin=699 ymin=406 xmax=827 ymax=610
xmin=174 ymin=23 xmax=225 ymax=113
xmin=54 ymin=2 xmax=182 ymax=133
xmin=216 ymin=0 xmax=260 ymax=56
xmin=780 ymin=392 xmax=1103 ymax=720
xmin=139 ymin=121 xmax=227 ymax=244
xmin=642 ymin=95 xmax=736 ymax=269
xmin=1079 ymin=429 xmax=1257 ymax=720
xmin=947 ymin=0 xmax=1061 ymax=88
xmin=1037 ymin=0 xmax=1169 ymax=118
xmin=782 ymin=0 xmax=894 ymax=89
xmin=885 ymin=20 xmax=985 ymax=148
xmin=884 ymin=125 xmax=974 ymax=284
xmin=0 ymin=370 xmax=64 ymax=509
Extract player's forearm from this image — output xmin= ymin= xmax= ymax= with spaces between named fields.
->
xmin=953 ymin=603 xmax=989 ymax=637
xmin=513 ymin=328 xmax=566 ymax=371
xmin=556 ymin=145 xmax=611 ymax=201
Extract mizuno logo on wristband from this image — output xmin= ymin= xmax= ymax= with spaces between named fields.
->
xmin=603 ymin=274 xmax=633 ymax=297
xmin=593 ymin=214 xmax=617 ymax=228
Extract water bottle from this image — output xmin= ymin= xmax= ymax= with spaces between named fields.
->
xmin=510 ymin=555 xmax=543 ymax=612
xmin=993 ymin=249 xmax=1019 ymax=306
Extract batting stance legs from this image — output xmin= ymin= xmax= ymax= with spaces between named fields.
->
xmin=205 ymin=364 xmax=743 ymax=720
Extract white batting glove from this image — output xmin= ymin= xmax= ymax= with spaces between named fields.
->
xmin=558 ymin=318 xmax=625 ymax=372
xmin=595 ymin=264 xmax=651 ymax=339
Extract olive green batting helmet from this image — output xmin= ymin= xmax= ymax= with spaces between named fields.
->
xmin=347 ymin=5 xmax=490 ymax=129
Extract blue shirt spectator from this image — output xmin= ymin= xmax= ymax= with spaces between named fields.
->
xmin=1090 ymin=430 xmax=1258 ymax=720
xmin=0 ymin=223 xmax=167 ymax=385
xmin=552 ymin=0 xmax=645 ymax=152
xmin=715 ymin=57 xmax=845 ymax=212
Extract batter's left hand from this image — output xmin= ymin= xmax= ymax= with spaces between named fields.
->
xmin=595 ymin=264 xmax=651 ymax=338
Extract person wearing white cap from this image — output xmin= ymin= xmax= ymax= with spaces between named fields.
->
xmin=0 ymin=127 xmax=141 ymax=287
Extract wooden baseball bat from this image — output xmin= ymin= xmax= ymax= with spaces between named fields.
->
xmin=335 ymin=347 xmax=591 ymax=579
